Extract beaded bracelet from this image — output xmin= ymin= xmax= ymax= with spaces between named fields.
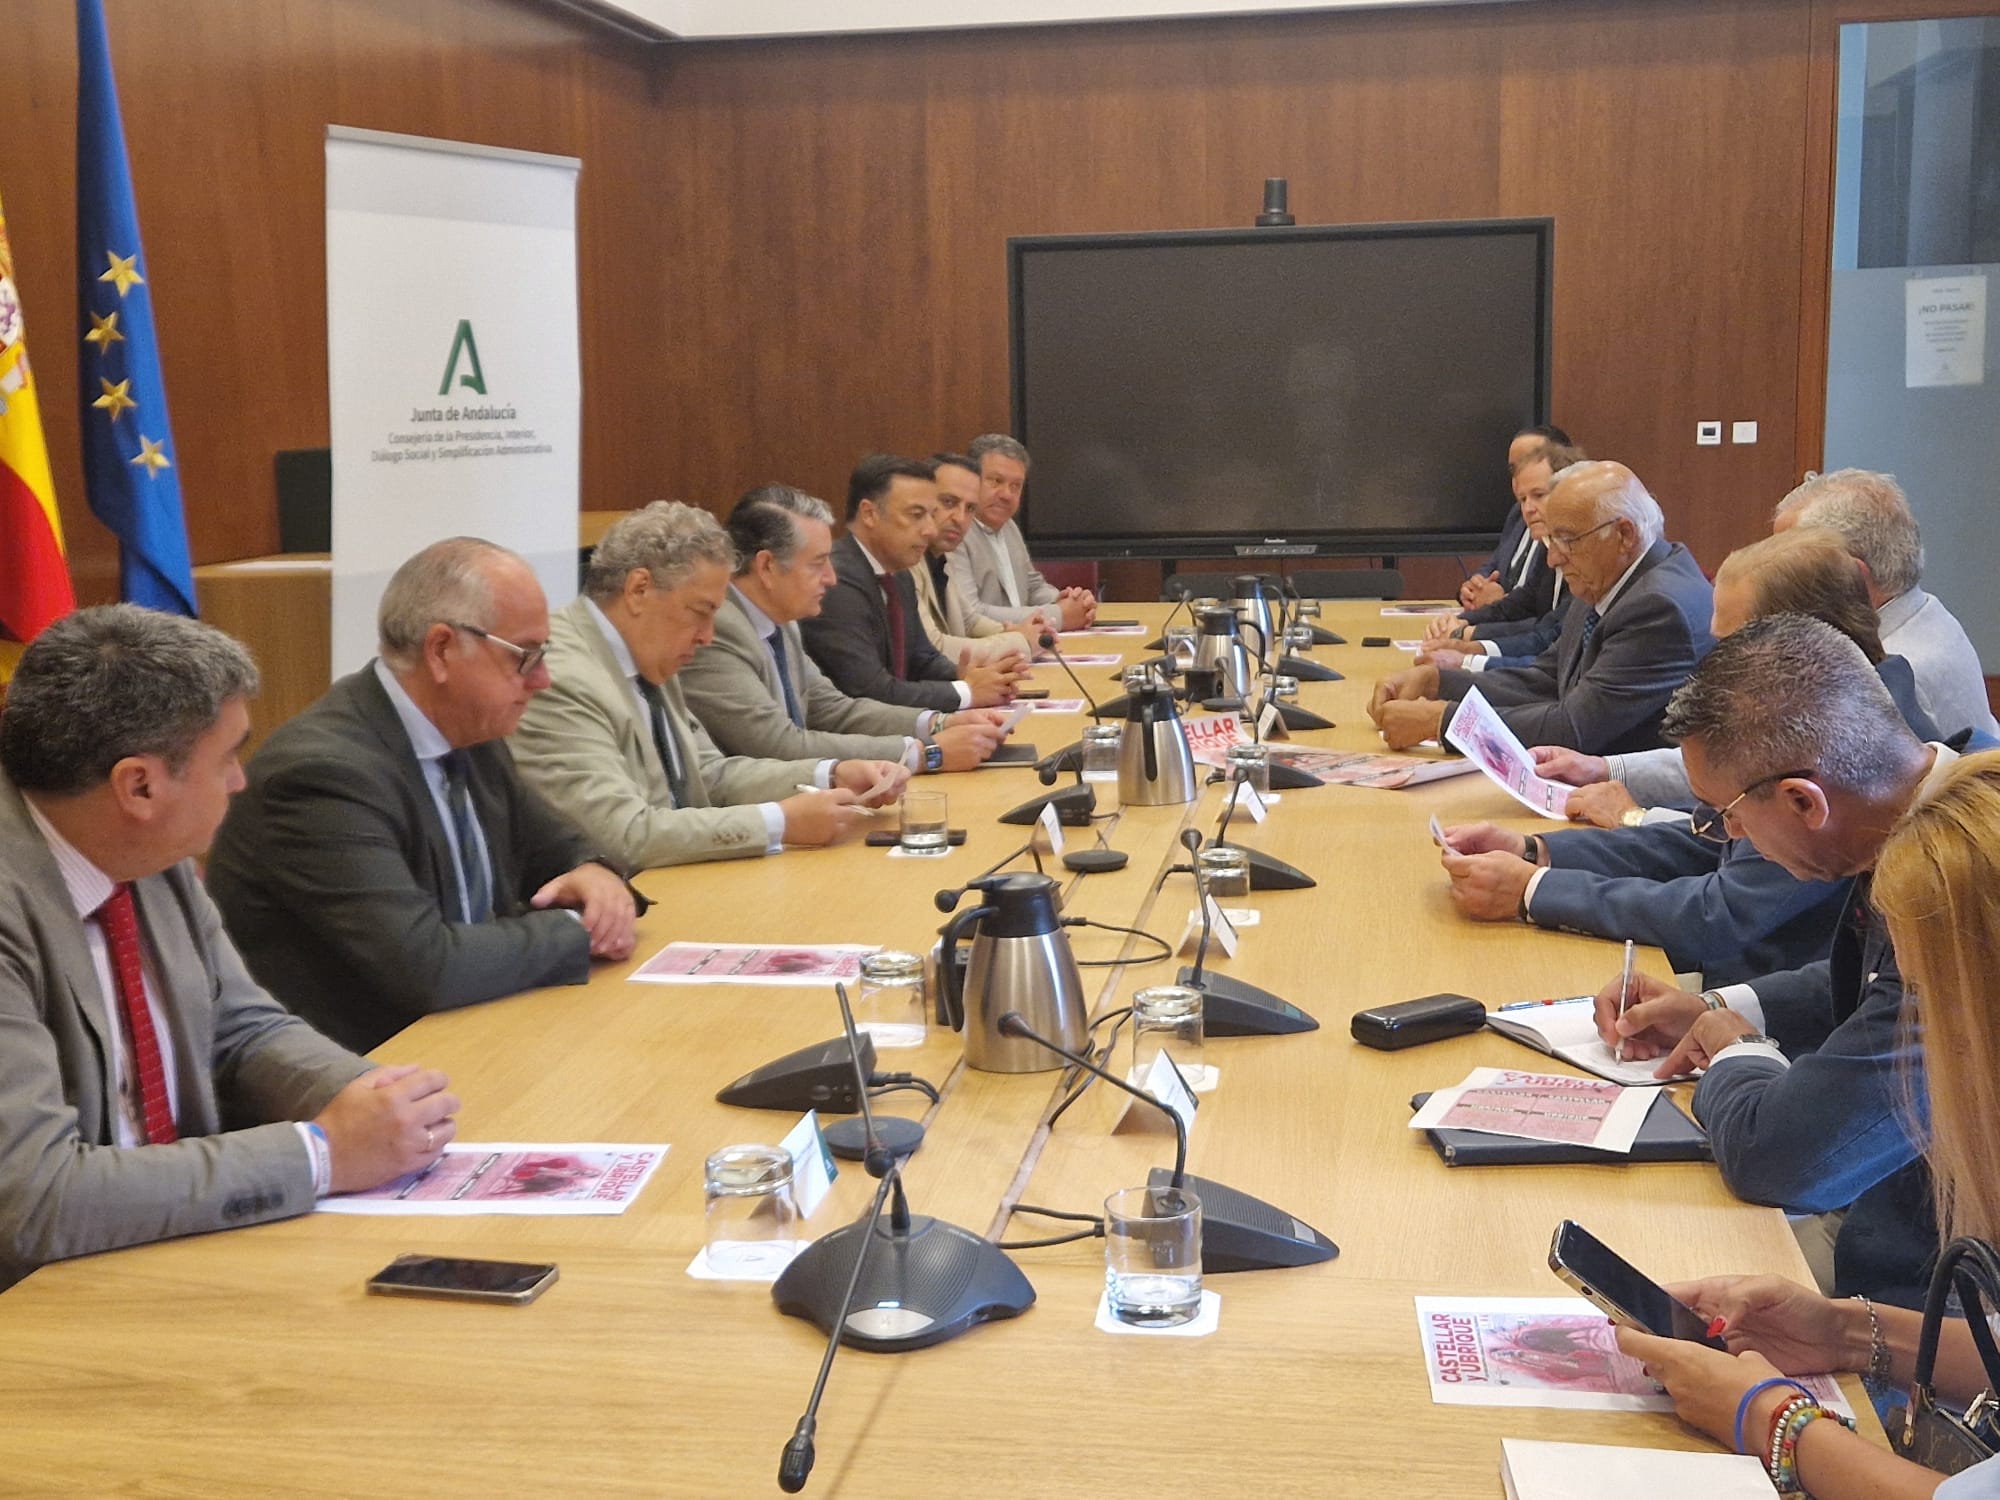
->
xmin=1765 ymin=1394 xmax=1818 ymax=1486
xmin=1735 ymin=1376 xmax=1813 ymax=1455
xmin=1853 ymin=1294 xmax=1893 ymax=1394
xmin=1769 ymin=1399 xmax=1858 ymax=1494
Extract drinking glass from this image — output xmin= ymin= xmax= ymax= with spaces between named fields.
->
xmin=899 ymin=789 xmax=949 ymax=854
xmin=1163 ymin=624 xmax=1199 ymax=671
xmin=856 ymin=950 xmax=926 ymax=1048
xmin=1196 ymin=845 xmax=1251 ymax=897
xmin=1225 ymin=743 xmax=1272 ymax=798
xmin=1104 ymin=1184 xmax=1203 ymax=1327
xmin=1080 ymin=725 xmax=1122 ymax=815
xmin=1130 ymin=984 xmax=1205 ymax=1092
xmin=704 ymin=1144 xmax=799 ymax=1275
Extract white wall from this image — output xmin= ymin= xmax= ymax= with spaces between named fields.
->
xmin=604 ymin=0 xmax=1515 ymax=42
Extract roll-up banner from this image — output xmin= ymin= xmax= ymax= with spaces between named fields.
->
xmin=325 ymin=125 xmax=581 ymax=674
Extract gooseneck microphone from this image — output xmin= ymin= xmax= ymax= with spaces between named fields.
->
xmin=1178 ymin=826 xmax=1318 ymax=1038
xmin=1209 ymin=763 xmax=1317 ymax=893
xmin=1037 ymin=632 xmax=1103 ymax=724
xmin=997 ymin=1010 xmax=1187 ymax=1187
xmin=998 ymin=1010 xmax=1337 ymax=1273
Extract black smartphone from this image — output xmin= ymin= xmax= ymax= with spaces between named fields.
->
xmin=367 ymin=1253 xmax=558 ymax=1305
xmin=1547 ymin=1221 xmax=1723 ymax=1348
xmin=1092 ymin=618 xmax=1141 ymax=629
xmin=1362 ymin=636 xmax=1393 ymax=648
xmin=866 ymin=828 xmax=967 ymax=847
xmin=1016 ymin=689 xmax=1051 ymax=700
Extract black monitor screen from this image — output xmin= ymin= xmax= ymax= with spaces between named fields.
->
xmin=1008 ymin=219 xmax=1552 ymax=557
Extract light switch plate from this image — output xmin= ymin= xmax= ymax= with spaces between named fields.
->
xmin=1696 ymin=421 xmax=1723 ymax=446
xmin=1731 ymin=421 xmax=1758 ymax=444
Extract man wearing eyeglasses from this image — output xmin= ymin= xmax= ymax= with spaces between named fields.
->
xmin=1369 ymin=461 xmax=1714 ymax=755
xmin=207 ymin=537 xmax=638 ymax=1054
xmin=1593 ymin=616 xmax=1954 ymax=1305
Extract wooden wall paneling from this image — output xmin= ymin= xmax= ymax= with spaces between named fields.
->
xmin=0 ymin=0 xmax=671 ymax=600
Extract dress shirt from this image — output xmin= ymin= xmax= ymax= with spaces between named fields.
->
xmin=1466 ymin=550 xmax=1563 ymax=668
xmin=372 ymin=659 xmax=497 ymax=923
xmin=855 ymin=538 xmax=971 ymax=709
xmin=1705 ymin=743 xmax=1958 ymax=1044
xmin=733 ymin=587 xmax=925 ymax=771
xmin=581 ymin=597 xmax=822 ymax=850
xmin=975 ymin=520 xmax=1024 ymax=606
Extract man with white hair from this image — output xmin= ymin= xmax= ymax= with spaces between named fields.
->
xmin=1773 ymin=468 xmax=1997 ymax=744
xmin=1369 ymin=461 xmax=1716 ymax=754
xmin=209 ymin=537 xmax=639 ymax=1055
xmin=510 ymin=501 xmax=909 ymax=873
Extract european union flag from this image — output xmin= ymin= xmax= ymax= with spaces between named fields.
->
xmin=76 ymin=0 xmax=195 ymax=616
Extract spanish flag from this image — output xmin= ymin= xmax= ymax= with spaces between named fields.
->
xmin=0 ymin=191 xmax=74 ymax=681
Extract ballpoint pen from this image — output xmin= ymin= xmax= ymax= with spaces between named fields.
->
xmin=1614 ymin=939 xmax=1635 ymax=1064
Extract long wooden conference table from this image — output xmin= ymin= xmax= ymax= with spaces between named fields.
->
xmin=0 ymin=602 xmax=1869 ymax=1496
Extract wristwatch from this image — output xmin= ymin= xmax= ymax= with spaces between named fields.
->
xmin=922 ymin=742 xmax=945 ymax=773
xmin=1619 ymin=808 xmax=1647 ymax=827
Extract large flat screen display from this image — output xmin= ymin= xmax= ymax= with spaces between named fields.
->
xmin=1008 ymin=218 xmax=1553 ymax=558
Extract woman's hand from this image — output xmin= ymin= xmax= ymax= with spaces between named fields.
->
xmin=1615 ymin=1325 xmax=1790 ymax=1451
xmin=1668 ymin=1276 xmax=1867 ymax=1375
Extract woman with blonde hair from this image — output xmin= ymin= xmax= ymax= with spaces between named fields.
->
xmin=1615 ymin=749 xmax=2000 ymax=1497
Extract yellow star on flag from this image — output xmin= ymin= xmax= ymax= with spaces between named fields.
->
xmin=130 ymin=434 xmax=172 ymax=478
xmin=92 ymin=376 xmax=137 ymax=421
xmin=84 ymin=309 xmax=124 ymax=351
xmin=99 ymin=250 xmax=145 ymax=298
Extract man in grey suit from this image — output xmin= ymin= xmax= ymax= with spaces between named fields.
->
xmin=677 ymin=484 xmax=1010 ymax=771
xmin=512 ymin=501 xmax=908 ymax=873
xmin=0 ymin=606 xmax=457 ymax=1287
xmin=1371 ymin=461 xmax=1715 ymax=755
xmin=957 ymin=434 xmax=1096 ymax=631
xmin=926 ymin=454 xmax=1037 ymax=663
xmin=800 ymin=454 xmax=1026 ymax=713
xmin=208 ymin=538 xmax=638 ymax=1055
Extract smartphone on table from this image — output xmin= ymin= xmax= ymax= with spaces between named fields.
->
xmin=1547 ymin=1220 xmax=1724 ymax=1349
xmin=367 ymin=1253 xmax=558 ymax=1305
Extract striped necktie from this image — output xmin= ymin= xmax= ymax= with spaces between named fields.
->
xmin=636 ymin=677 xmax=692 ymax=807
xmin=766 ymin=629 xmax=804 ymax=727
xmin=439 ymin=750 xmax=493 ymax=921
xmin=93 ymin=884 xmax=179 ymax=1144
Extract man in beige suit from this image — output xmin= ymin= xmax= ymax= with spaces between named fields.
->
xmin=0 ymin=605 xmax=457 ymax=1288
xmin=512 ymin=502 xmax=908 ymax=870
xmin=923 ymin=453 xmax=1036 ymax=665
xmin=957 ymin=433 xmax=1096 ymax=631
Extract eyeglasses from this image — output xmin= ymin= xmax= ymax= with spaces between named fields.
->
xmin=1690 ymin=767 xmax=1816 ymax=843
xmin=451 ymin=622 xmax=548 ymax=677
xmin=1545 ymin=517 xmax=1622 ymax=552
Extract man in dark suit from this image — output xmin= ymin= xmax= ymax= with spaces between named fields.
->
xmin=207 ymin=537 xmax=638 ymax=1054
xmin=799 ymin=454 xmax=1025 ymax=713
xmin=0 ymin=605 xmax=456 ymax=1287
xmin=1426 ymin=441 xmax=1584 ymax=666
xmin=1370 ymin=461 xmax=1715 ymax=755
xmin=1457 ymin=422 xmax=1572 ymax=609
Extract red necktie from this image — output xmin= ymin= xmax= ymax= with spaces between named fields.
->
xmin=94 ymin=884 xmax=179 ymax=1145
xmin=879 ymin=574 xmax=908 ymax=680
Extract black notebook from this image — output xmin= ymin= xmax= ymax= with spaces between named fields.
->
xmin=1408 ymin=1089 xmax=1710 ymax=1167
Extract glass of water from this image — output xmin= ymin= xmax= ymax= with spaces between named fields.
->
xmin=1197 ymin=844 xmax=1251 ymax=898
xmin=1283 ymin=624 xmax=1314 ymax=654
xmin=1295 ymin=599 xmax=1323 ymax=621
xmin=856 ymin=950 xmax=926 ymax=1049
xmin=704 ymin=1144 xmax=799 ymax=1276
xmin=1225 ymin=743 xmax=1272 ymax=798
xmin=1104 ymin=1184 xmax=1203 ymax=1327
xmin=1163 ymin=624 xmax=1199 ymax=671
xmin=899 ymin=788 xmax=949 ymax=855
xmin=1080 ymin=725 xmax=1122 ymax=815
xmin=1130 ymin=984 xmax=1205 ymax=1092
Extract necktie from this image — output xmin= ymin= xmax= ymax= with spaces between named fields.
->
xmin=636 ymin=677 xmax=691 ymax=807
xmin=1564 ymin=608 xmax=1600 ymax=690
xmin=879 ymin=574 xmax=909 ymax=680
xmin=93 ymin=884 xmax=178 ymax=1145
xmin=439 ymin=750 xmax=494 ymax=922
xmin=766 ymin=630 xmax=804 ymax=727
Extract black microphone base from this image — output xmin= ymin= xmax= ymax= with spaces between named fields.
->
xmin=1177 ymin=966 xmax=1320 ymax=1036
xmin=1063 ymin=847 xmax=1130 ymax=874
xmin=773 ymin=1213 xmax=1035 ymax=1351
xmin=1151 ymin=1168 xmax=1339 ymax=1273
xmin=1277 ymin=654 xmax=1342 ymax=682
xmin=1200 ymin=695 xmax=1246 ymax=714
xmin=1213 ymin=840 xmax=1317 ymax=891
xmin=999 ymin=783 xmax=1096 ymax=827
xmin=1266 ymin=761 xmax=1324 ymax=790
xmin=1302 ymin=624 xmax=1344 ymax=645
xmin=1273 ymin=701 xmax=1336 ymax=732
xmin=823 ymin=1114 xmax=925 ymax=1163
xmin=1036 ymin=740 xmax=1083 ymax=776
xmin=718 ymin=1035 xmax=877 ymax=1113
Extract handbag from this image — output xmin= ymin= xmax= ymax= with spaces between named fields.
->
xmin=1887 ymin=1236 xmax=2000 ymax=1474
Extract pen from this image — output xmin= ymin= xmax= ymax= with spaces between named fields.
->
xmin=1614 ymin=938 xmax=1635 ymax=1064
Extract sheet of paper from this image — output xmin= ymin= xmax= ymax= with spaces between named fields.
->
xmin=1906 ymin=273 xmax=1986 ymax=388
xmin=320 ymin=1143 xmax=668 ymax=1216
xmin=1409 ymin=1067 xmax=1655 ymax=1154
xmin=628 ymin=942 xmax=877 ymax=986
xmin=1059 ymin=653 xmax=1122 ymax=667
xmin=998 ymin=701 xmax=1033 ymax=734
xmin=1501 ymin=1439 xmax=1787 ymax=1498
xmin=1183 ymin=713 xmax=1247 ymax=769
xmin=1416 ymin=1297 xmax=1850 ymax=1413
xmin=1269 ymin=746 xmax=1478 ymax=789
xmin=1025 ymin=697 xmax=1088 ymax=714
xmin=1380 ymin=603 xmax=1459 ymax=616
xmin=1444 ymin=685 xmax=1572 ymax=819
xmin=1062 ymin=624 xmax=1147 ymax=637
xmin=1428 ymin=814 xmax=1447 ymax=847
